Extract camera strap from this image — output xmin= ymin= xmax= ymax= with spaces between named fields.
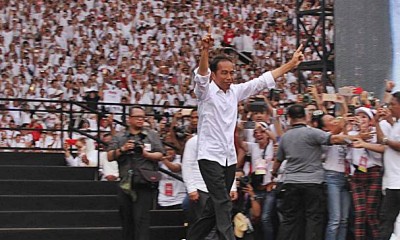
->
xmin=262 ymin=145 xmax=268 ymax=159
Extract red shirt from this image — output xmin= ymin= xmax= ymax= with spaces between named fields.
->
xmin=223 ymin=29 xmax=235 ymax=46
xmin=30 ymin=123 xmax=43 ymax=141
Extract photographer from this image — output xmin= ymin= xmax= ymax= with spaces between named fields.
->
xmin=237 ymin=121 xmax=279 ymax=240
xmin=167 ymin=108 xmax=197 ymax=155
xmin=107 ymin=106 xmax=164 ymax=240
xmin=233 ymin=169 xmax=262 ymax=240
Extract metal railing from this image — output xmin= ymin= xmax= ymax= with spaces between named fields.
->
xmin=0 ymin=98 xmax=192 ymax=181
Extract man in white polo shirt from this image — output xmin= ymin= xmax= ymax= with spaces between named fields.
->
xmin=375 ymin=91 xmax=400 ymax=240
xmin=186 ymin=27 xmax=304 ymax=240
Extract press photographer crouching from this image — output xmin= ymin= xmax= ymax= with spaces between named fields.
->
xmin=107 ymin=106 xmax=164 ymax=240
xmin=233 ymin=169 xmax=263 ymax=240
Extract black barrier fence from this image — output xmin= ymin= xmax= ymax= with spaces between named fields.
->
xmin=0 ymin=98 xmax=194 ymax=181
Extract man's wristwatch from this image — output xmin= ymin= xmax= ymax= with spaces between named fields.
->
xmin=382 ymin=137 xmax=389 ymax=145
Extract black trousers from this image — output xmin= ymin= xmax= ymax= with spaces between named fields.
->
xmin=380 ymin=189 xmax=400 ymax=240
xmin=276 ymin=183 xmax=326 ymax=240
xmin=118 ymin=187 xmax=155 ymax=240
xmin=188 ymin=190 xmax=218 ymax=240
xmin=187 ymin=160 xmax=236 ymax=240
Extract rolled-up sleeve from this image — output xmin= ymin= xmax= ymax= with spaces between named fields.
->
xmin=235 ymin=71 xmax=276 ymax=101
xmin=193 ymin=67 xmax=211 ymax=100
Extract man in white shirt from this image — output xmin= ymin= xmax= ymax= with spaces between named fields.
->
xmin=182 ymin=133 xmax=237 ymax=240
xmin=187 ymin=27 xmax=303 ymax=240
xmin=375 ymin=91 xmax=400 ymax=239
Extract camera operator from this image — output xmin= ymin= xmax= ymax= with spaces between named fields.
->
xmin=233 ymin=169 xmax=262 ymax=240
xmin=167 ymin=108 xmax=197 ymax=155
xmin=238 ymin=122 xmax=279 ymax=240
xmin=107 ymin=106 xmax=164 ymax=240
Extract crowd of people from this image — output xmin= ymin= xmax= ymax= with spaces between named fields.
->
xmin=0 ymin=0 xmax=334 ymax=151
xmin=1 ymin=0 xmax=399 ymax=240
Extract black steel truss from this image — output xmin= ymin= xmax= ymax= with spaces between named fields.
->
xmin=296 ymin=0 xmax=334 ymax=90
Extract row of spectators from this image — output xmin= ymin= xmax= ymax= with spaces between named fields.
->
xmin=0 ymin=0 xmax=333 ymax=120
xmin=0 ymin=0 xmax=331 ymax=154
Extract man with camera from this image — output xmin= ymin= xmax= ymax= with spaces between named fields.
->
xmin=107 ymin=106 xmax=164 ymax=240
xmin=232 ymin=169 xmax=262 ymax=240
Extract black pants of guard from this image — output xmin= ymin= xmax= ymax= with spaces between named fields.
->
xmin=276 ymin=183 xmax=326 ymax=240
xmin=380 ymin=189 xmax=400 ymax=240
xmin=118 ymin=186 xmax=154 ymax=240
xmin=187 ymin=159 xmax=236 ymax=240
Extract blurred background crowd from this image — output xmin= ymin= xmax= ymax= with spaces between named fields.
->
xmin=0 ymin=0 xmax=335 ymax=148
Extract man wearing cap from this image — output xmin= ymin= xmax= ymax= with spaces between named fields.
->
xmin=375 ymin=91 xmax=400 ymax=239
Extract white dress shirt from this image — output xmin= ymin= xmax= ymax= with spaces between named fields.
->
xmin=194 ymin=68 xmax=275 ymax=166
xmin=182 ymin=135 xmax=237 ymax=194
xmin=383 ymin=119 xmax=400 ymax=189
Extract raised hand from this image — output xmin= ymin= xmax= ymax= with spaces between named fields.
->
xmin=290 ymin=44 xmax=304 ymax=67
xmin=385 ymin=80 xmax=395 ymax=92
xmin=201 ymin=25 xmax=214 ymax=51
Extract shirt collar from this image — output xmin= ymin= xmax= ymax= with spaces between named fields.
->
xmin=211 ymin=81 xmax=231 ymax=94
xmin=123 ymin=128 xmax=148 ymax=137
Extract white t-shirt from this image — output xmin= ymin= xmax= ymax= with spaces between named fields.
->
xmin=347 ymin=127 xmax=383 ymax=173
xmin=158 ymin=155 xmax=186 ymax=207
xmin=247 ymin=141 xmax=274 ymax=185
xmin=323 ymin=145 xmax=348 ymax=173
xmin=103 ymin=89 xmax=123 ymax=104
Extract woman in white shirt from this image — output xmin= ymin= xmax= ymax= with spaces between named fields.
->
xmin=347 ymin=107 xmax=385 ymax=240
xmin=312 ymin=112 xmax=350 ymax=240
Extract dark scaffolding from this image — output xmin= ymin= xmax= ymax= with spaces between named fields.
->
xmin=296 ymin=0 xmax=334 ymax=91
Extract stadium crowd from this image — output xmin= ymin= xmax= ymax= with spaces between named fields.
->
xmin=1 ymin=0 xmax=400 ymax=239
xmin=0 ymin=0 xmax=333 ymax=145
